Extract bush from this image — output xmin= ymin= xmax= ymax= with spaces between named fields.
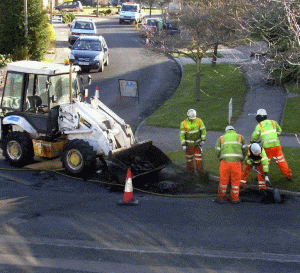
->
xmin=61 ymin=12 xmax=75 ymax=23
xmin=104 ymin=8 xmax=112 ymax=15
xmin=0 ymin=54 xmax=12 ymax=68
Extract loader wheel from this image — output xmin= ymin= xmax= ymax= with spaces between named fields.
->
xmin=61 ymin=139 xmax=97 ymax=177
xmin=2 ymin=131 xmax=34 ymax=167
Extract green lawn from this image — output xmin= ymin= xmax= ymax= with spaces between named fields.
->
xmin=144 ymin=63 xmax=247 ymax=131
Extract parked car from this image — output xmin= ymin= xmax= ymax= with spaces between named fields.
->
xmin=68 ymin=19 xmax=97 ymax=45
xmin=54 ymin=1 xmax=83 ymax=12
xmin=69 ymin=36 xmax=109 ymax=72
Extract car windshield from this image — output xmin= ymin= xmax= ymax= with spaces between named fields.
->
xmin=147 ymin=20 xmax=157 ymax=27
xmin=74 ymin=22 xmax=94 ymax=30
xmin=121 ymin=5 xmax=137 ymax=12
xmin=73 ymin=40 xmax=102 ymax=51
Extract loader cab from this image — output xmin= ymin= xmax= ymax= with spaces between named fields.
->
xmin=0 ymin=61 xmax=81 ymax=137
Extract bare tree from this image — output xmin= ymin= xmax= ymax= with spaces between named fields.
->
xmin=151 ymin=0 xmax=250 ymax=101
xmin=250 ymin=0 xmax=300 ymax=84
xmin=143 ymin=0 xmax=157 ymax=18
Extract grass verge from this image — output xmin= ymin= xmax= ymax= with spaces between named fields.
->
xmin=144 ymin=63 xmax=247 ymax=131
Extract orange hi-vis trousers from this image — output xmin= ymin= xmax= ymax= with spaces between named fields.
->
xmin=240 ymin=163 xmax=266 ymax=190
xmin=265 ymin=146 xmax=292 ymax=179
xmin=218 ymin=161 xmax=241 ymax=202
xmin=185 ymin=146 xmax=203 ymax=174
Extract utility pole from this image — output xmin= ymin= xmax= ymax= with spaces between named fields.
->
xmin=96 ymin=0 xmax=99 ymax=17
xmin=24 ymin=0 xmax=28 ymax=38
xmin=24 ymin=0 xmax=28 ymax=59
xmin=50 ymin=0 xmax=53 ymax=25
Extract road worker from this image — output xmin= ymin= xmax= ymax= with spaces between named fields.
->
xmin=180 ymin=109 xmax=206 ymax=175
xmin=251 ymin=109 xmax=292 ymax=180
xmin=240 ymin=143 xmax=269 ymax=197
xmin=215 ymin=126 xmax=248 ymax=204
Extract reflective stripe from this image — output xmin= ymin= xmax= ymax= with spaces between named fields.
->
xmin=186 ymin=130 xmax=200 ymax=134
xmin=221 ymin=154 xmax=244 ymax=158
xmin=222 ymin=141 xmax=242 ymax=145
xmin=220 ymin=185 xmax=227 ymax=188
xmin=261 ymin=129 xmax=276 ymax=136
xmin=186 ymin=139 xmax=201 ymax=143
xmin=264 ymin=139 xmax=278 ymax=144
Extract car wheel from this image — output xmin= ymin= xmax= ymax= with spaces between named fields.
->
xmin=61 ymin=139 xmax=97 ymax=176
xmin=105 ymin=57 xmax=109 ymax=66
xmin=2 ymin=131 xmax=34 ymax=167
xmin=99 ymin=61 xmax=104 ymax=72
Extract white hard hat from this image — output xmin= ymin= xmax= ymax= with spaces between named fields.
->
xmin=250 ymin=143 xmax=262 ymax=156
xmin=225 ymin=125 xmax=235 ymax=131
xmin=187 ymin=109 xmax=196 ymax=120
xmin=256 ymin=109 xmax=267 ymax=116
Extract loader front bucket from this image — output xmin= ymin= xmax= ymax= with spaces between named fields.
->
xmin=108 ymin=140 xmax=172 ymax=185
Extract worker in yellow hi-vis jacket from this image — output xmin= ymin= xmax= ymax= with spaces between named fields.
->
xmin=180 ymin=109 xmax=206 ymax=175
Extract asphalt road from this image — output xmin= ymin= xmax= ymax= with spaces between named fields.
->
xmin=0 ymin=16 xmax=299 ymax=272
xmin=82 ymin=17 xmax=181 ymax=131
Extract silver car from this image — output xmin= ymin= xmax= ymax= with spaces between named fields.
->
xmin=68 ymin=19 xmax=97 ymax=45
xmin=69 ymin=36 xmax=109 ymax=72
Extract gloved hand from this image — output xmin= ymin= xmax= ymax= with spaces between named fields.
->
xmin=265 ymin=176 xmax=270 ymax=183
xmin=182 ymin=146 xmax=186 ymax=151
xmin=200 ymin=141 xmax=205 ymax=146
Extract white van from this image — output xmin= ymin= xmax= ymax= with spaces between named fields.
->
xmin=119 ymin=2 xmax=144 ymax=24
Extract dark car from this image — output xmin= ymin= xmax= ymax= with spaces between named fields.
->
xmin=54 ymin=1 xmax=83 ymax=12
xmin=69 ymin=36 xmax=109 ymax=72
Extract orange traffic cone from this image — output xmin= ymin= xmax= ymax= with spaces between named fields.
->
xmin=118 ymin=168 xmax=139 ymax=206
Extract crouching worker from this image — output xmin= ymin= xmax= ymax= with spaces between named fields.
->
xmin=214 ymin=126 xmax=248 ymax=204
xmin=240 ymin=143 xmax=269 ymax=197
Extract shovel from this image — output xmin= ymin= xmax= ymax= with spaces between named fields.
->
xmin=254 ymin=167 xmax=282 ymax=203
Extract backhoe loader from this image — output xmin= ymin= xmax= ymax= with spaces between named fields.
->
xmin=0 ymin=61 xmax=171 ymax=184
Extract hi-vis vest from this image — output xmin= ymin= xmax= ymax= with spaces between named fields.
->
xmin=251 ymin=119 xmax=282 ymax=149
xmin=215 ymin=130 xmax=248 ymax=162
xmin=180 ymin=118 xmax=206 ymax=147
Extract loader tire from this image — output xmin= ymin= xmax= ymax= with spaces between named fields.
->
xmin=61 ymin=139 xmax=97 ymax=176
xmin=2 ymin=131 xmax=34 ymax=167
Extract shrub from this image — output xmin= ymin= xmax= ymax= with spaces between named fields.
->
xmin=0 ymin=54 xmax=12 ymax=68
xmin=61 ymin=12 xmax=75 ymax=23
xmin=104 ymin=8 xmax=112 ymax=15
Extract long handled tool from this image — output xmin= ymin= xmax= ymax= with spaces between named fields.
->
xmin=254 ymin=167 xmax=282 ymax=203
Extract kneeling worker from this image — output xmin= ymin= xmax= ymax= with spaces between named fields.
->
xmin=240 ymin=143 xmax=269 ymax=196
xmin=215 ymin=126 xmax=248 ymax=204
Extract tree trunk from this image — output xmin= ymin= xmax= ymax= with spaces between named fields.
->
xmin=212 ymin=42 xmax=218 ymax=67
xmin=196 ymin=57 xmax=201 ymax=101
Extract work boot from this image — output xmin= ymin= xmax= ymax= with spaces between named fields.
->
xmin=214 ymin=197 xmax=225 ymax=204
xmin=231 ymin=199 xmax=241 ymax=204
